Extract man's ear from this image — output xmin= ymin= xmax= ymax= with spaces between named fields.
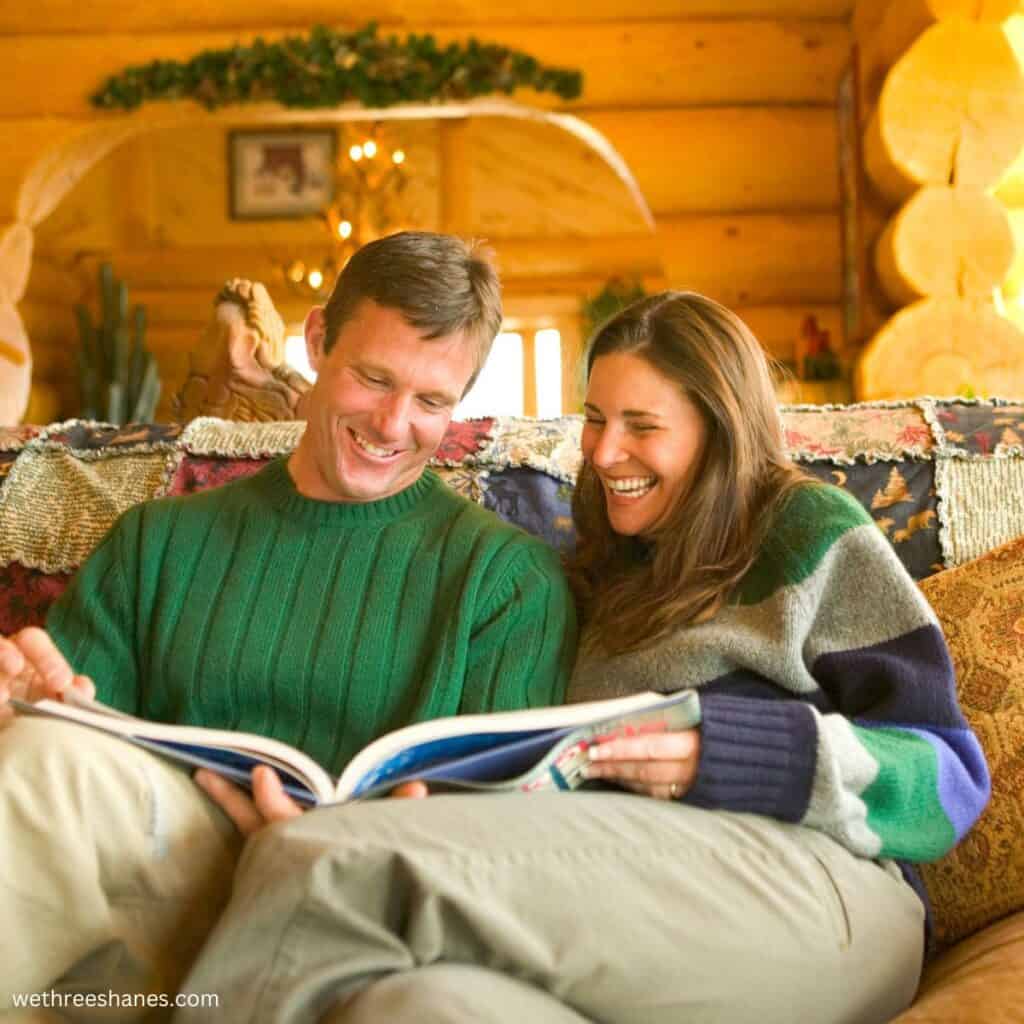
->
xmin=304 ymin=307 xmax=328 ymax=374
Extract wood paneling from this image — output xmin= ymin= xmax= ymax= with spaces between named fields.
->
xmin=586 ymin=108 xmax=838 ymax=214
xmin=0 ymin=21 xmax=849 ymax=122
xmin=0 ymin=1 xmax=853 ymax=37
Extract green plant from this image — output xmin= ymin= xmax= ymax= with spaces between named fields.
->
xmin=580 ymin=279 xmax=647 ymax=343
xmin=75 ymin=264 xmax=161 ymax=424
xmin=90 ymin=23 xmax=583 ymax=112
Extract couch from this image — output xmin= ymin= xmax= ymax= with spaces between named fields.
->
xmin=3 ymin=398 xmax=1024 ymax=1021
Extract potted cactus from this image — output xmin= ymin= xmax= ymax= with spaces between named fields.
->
xmin=75 ymin=263 xmax=160 ymax=424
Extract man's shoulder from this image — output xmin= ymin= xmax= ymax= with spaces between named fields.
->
xmin=120 ymin=464 xmax=266 ymax=531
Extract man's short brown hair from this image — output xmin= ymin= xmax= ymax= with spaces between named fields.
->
xmin=322 ymin=231 xmax=502 ymax=392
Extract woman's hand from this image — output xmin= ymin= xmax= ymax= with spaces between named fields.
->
xmin=584 ymin=728 xmax=700 ymax=800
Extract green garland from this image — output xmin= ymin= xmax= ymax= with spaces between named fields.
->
xmin=91 ymin=22 xmax=583 ymax=111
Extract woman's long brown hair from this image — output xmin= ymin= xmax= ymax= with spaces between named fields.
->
xmin=567 ymin=291 xmax=809 ymax=656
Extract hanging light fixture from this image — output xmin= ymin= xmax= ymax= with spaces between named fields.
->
xmin=282 ymin=122 xmax=410 ymax=300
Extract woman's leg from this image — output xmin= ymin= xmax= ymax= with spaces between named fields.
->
xmin=324 ymin=964 xmax=593 ymax=1024
xmin=177 ymin=791 xmax=923 ymax=1024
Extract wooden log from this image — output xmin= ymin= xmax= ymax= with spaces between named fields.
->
xmin=1003 ymin=208 xmax=1024 ymax=297
xmin=582 ymin=108 xmax=838 ymax=214
xmin=24 ymin=255 xmax=86 ymax=304
xmin=0 ymin=1 xmax=854 ymax=36
xmin=863 ymin=19 xmax=1024 ymax=204
xmin=855 ymin=296 xmax=1024 ymax=399
xmin=439 ymin=120 xmax=472 ymax=236
xmin=658 ymin=213 xmax=840 ymax=305
xmin=874 ymin=185 xmax=1015 ymax=305
xmin=0 ymin=119 xmax=95 ymax=223
xmin=18 ymin=300 xmax=78 ymax=349
xmin=859 ymin=0 xmax=1024 ymax=110
xmin=0 ymin=20 xmax=850 ymax=122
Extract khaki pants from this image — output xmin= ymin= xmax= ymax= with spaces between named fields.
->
xmin=178 ymin=791 xmax=925 ymax=1024
xmin=0 ymin=718 xmax=241 ymax=1019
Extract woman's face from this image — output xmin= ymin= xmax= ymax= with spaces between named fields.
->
xmin=582 ymin=351 xmax=708 ymax=538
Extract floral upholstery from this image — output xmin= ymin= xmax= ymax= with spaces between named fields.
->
xmin=0 ymin=397 xmax=1021 ymax=636
xmin=918 ymin=535 xmax=1024 ymax=951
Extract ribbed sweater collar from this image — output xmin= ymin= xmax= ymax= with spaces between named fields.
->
xmin=251 ymin=456 xmax=441 ymax=527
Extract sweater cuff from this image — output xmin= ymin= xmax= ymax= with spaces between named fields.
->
xmin=684 ymin=694 xmax=818 ymax=822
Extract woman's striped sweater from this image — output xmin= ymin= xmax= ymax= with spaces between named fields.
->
xmin=569 ymin=483 xmax=990 ymax=867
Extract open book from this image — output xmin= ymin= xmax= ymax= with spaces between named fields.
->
xmin=12 ymin=689 xmax=700 ymax=806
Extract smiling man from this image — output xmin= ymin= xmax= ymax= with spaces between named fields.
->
xmin=0 ymin=232 xmax=576 ymax=1016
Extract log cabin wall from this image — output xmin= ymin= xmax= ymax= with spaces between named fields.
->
xmin=1 ymin=0 xmax=856 ymax=420
xmin=853 ymin=0 xmax=1024 ymax=400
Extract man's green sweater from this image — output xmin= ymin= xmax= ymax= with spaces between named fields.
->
xmin=47 ymin=459 xmax=577 ymax=775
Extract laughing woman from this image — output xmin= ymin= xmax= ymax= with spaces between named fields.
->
xmin=178 ymin=293 xmax=989 ymax=1024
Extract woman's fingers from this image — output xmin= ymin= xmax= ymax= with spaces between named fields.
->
xmin=589 ymin=730 xmax=699 ymax=763
xmin=585 ymin=758 xmax=692 ymax=786
xmin=585 ymin=727 xmax=702 ymax=799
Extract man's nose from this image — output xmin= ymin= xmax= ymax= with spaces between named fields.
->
xmin=372 ymin=393 xmax=412 ymax=442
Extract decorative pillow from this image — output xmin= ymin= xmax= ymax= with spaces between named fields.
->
xmin=918 ymin=534 xmax=1024 ymax=949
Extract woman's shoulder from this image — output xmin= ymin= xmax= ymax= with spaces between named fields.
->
xmin=774 ymin=480 xmax=872 ymax=538
xmin=736 ymin=482 xmax=873 ymax=606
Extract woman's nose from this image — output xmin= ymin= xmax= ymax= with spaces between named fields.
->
xmin=589 ymin=426 xmax=626 ymax=468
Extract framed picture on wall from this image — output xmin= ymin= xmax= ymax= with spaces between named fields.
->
xmin=836 ymin=48 xmax=869 ymax=352
xmin=228 ymin=130 xmax=335 ymax=220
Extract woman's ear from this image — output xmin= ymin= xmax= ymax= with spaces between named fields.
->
xmin=304 ymin=307 xmax=328 ymax=374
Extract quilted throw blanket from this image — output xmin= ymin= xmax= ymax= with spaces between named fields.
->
xmin=2 ymin=399 xmax=1024 ymax=634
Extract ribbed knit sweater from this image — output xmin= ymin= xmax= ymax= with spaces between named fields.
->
xmin=47 ymin=459 xmax=577 ymax=776
xmin=569 ymin=483 xmax=990 ymax=868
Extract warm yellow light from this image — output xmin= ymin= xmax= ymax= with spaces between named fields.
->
xmin=392 ymin=149 xmax=405 ymax=165
xmin=337 ymin=220 xmax=353 ymax=239
xmin=363 ymin=140 xmax=378 ymax=158
xmin=286 ymin=261 xmax=306 ymax=284
xmin=349 ymin=145 xmax=363 ymax=161
xmin=308 ymin=269 xmax=324 ymax=290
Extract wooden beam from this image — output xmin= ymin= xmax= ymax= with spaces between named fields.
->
xmin=0 ymin=2 xmax=854 ymax=38
xmin=0 ymin=21 xmax=850 ymax=122
xmin=24 ymin=255 xmax=86 ymax=304
xmin=586 ymin=107 xmax=838 ymax=213
xmin=658 ymin=212 xmax=840 ymax=304
xmin=71 ymin=235 xmax=663 ymax=294
xmin=439 ymin=119 xmax=472 ymax=236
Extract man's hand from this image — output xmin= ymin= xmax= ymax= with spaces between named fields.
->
xmin=390 ymin=780 xmax=429 ymax=799
xmin=194 ymin=765 xmax=305 ymax=837
xmin=583 ymin=728 xmax=701 ymax=801
xmin=0 ymin=627 xmax=95 ymax=727
xmin=196 ymin=768 xmax=430 ymax=835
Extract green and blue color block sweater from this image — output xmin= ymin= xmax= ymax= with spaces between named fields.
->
xmin=570 ymin=483 xmax=990 ymax=873
xmin=47 ymin=459 xmax=577 ymax=776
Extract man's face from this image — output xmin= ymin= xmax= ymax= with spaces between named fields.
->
xmin=289 ymin=300 xmax=477 ymax=503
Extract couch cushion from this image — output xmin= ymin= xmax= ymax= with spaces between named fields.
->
xmin=891 ymin=911 xmax=1024 ymax=1022
xmin=918 ymin=535 xmax=1024 ymax=950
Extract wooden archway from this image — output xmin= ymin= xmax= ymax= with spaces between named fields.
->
xmin=0 ymin=99 xmax=655 ymax=423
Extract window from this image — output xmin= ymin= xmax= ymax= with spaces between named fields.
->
xmin=454 ymin=332 xmax=524 ymax=419
xmin=454 ymin=328 xmax=563 ymax=420
xmin=284 ymin=335 xmax=316 ymax=382
xmin=534 ymin=328 xmax=563 ymax=419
